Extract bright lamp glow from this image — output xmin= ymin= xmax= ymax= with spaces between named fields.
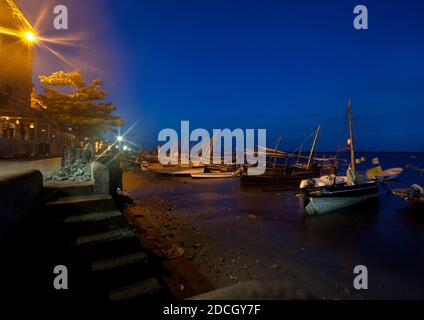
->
xmin=117 ymin=135 xmax=123 ymax=142
xmin=24 ymin=31 xmax=36 ymax=42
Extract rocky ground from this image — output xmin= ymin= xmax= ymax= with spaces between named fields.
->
xmin=44 ymin=159 xmax=91 ymax=182
xmin=122 ymin=170 xmax=424 ymax=300
xmin=122 ymin=171 xmax=342 ymax=299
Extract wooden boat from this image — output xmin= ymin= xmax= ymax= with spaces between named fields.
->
xmin=392 ymin=184 xmax=424 ymax=208
xmin=366 ymin=166 xmax=404 ymax=181
xmin=242 ymin=163 xmax=321 ymax=184
xmin=300 ymin=99 xmax=380 ymax=215
xmin=241 ymin=126 xmax=331 ymax=184
xmin=151 ymin=167 xmax=205 ymax=176
xmin=301 ymin=180 xmax=379 ymax=215
xmin=148 ymin=163 xmax=205 ymax=176
xmin=376 ymin=167 xmax=404 ymax=181
xmin=191 ymin=169 xmax=242 ymax=179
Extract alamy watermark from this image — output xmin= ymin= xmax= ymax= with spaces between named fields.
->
xmin=51 ymin=4 xmax=367 ymax=31
xmin=353 ymin=265 xmax=368 ymax=290
xmin=53 ymin=5 xmax=68 ymax=30
xmin=53 ymin=265 xmax=68 ymax=290
xmin=157 ymin=121 xmax=267 ymax=176
xmin=353 ymin=5 xmax=368 ymax=30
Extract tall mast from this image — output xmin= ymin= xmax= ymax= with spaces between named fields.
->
xmin=273 ymin=136 xmax=282 ymax=168
xmin=348 ymin=98 xmax=355 ymax=173
xmin=307 ymin=125 xmax=320 ymax=170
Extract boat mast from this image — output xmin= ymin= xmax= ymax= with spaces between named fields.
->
xmin=307 ymin=125 xmax=320 ymax=170
xmin=273 ymin=136 xmax=282 ymax=168
xmin=348 ymin=98 xmax=355 ymax=173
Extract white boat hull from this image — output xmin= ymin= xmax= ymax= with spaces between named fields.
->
xmin=191 ymin=172 xmax=240 ymax=179
xmin=150 ymin=167 xmax=205 ymax=176
xmin=305 ymin=193 xmax=379 ymax=215
xmin=371 ymin=167 xmax=404 ymax=181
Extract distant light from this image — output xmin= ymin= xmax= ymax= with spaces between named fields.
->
xmin=24 ymin=31 xmax=36 ymax=43
xmin=117 ymin=135 xmax=123 ymax=142
xmin=123 ymin=145 xmax=128 ymax=151
xmin=15 ymin=120 xmax=20 ymax=124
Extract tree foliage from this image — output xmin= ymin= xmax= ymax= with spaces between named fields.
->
xmin=37 ymin=70 xmax=124 ymax=138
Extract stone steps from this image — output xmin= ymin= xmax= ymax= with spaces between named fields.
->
xmin=91 ymin=252 xmax=149 ymax=273
xmin=63 ymin=210 xmax=122 ymax=224
xmin=90 ymin=252 xmax=160 ymax=290
xmin=43 ymin=180 xmax=94 ymax=198
xmin=74 ymin=228 xmax=136 ymax=247
xmin=108 ymin=277 xmax=164 ymax=301
xmin=46 ymin=194 xmax=116 ymax=216
xmin=39 ymin=182 xmax=172 ymax=301
xmin=61 ymin=211 xmax=127 ymax=235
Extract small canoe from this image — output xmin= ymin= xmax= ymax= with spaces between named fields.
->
xmin=374 ymin=167 xmax=404 ymax=181
xmin=150 ymin=166 xmax=205 ymax=176
xmin=191 ymin=170 xmax=241 ymax=179
xmin=367 ymin=167 xmax=404 ymax=181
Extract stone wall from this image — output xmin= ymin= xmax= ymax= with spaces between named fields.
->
xmin=0 ymin=170 xmax=43 ymax=237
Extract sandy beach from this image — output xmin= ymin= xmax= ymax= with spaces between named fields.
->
xmin=122 ymin=165 xmax=424 ymax=300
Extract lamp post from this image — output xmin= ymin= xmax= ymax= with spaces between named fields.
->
xmin=22 ymin=30 xmax=36 ymax=152
xmin=117 ymin=135 xmax=123 ymax=149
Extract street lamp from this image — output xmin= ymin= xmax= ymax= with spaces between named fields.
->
xmin=23 ymin=31 xmax=36 ymax=43
xmin=116 ymin=135 xmax=123 ymax=150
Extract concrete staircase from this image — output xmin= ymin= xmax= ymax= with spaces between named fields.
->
xmin=41 ymin=182 xmax=172 ymax=301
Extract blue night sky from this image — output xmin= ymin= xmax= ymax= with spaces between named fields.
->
xmin=19 ymin=0 xmax=424 ymax=151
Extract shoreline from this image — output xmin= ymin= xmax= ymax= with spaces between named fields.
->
xmin=122 ymin=170 xmax=424 ymax=299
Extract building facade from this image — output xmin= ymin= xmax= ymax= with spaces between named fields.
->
xmin=0 ymin=0 xmax=70 ymax=157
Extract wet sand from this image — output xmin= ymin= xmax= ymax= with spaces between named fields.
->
xmin=123 ymin=167 xmax=424 ymax=299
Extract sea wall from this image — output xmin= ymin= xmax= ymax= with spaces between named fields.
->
xmin=0 ymin=170 xmax=43 ymax=236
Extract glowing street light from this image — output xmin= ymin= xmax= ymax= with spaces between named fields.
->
xmin=117 ymin=135 xmax=123 ymax=142
xmin=23 ymin=31 xmax=36 ymax=43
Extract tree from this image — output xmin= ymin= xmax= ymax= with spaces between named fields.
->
xmin=37 ymin=70 xmax=124 ymax=138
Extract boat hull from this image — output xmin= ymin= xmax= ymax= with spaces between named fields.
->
xmin=373 ymin=167 xmax=404 ymax=181
xmin=150 ymin=167 xmax=205 ymax=176
xmin=303 ymin=182 xmax=379 ymax=215
xmin=305 ymin=193 xmax=379 ymax=215
xmin=191 ymin=172 xmax=240 ymax=179
xmin=242 ymin=168 xmax=320 ymax=184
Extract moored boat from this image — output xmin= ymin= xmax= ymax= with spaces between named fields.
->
xmin=191 ymin=168 xmax=242 ymax=179
xmin=376 ymin=167 xmax=404 ymax=181
xmin=392 ymin=184 xmax=424 ymax=209
xmin=148 ymin=163 xmax=205 ymax=176
xmin=300 ymin=99 xmax=380 ymax=214
xmin=241 ymin=126 xmax=334 ymax=185
xmin=242 ymin=163 xmax=321 ymax=184
xmin=301 ymin=179 xmax=379 ymax=214
xmin=366 ymin=166 xmax=404 ymax=181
